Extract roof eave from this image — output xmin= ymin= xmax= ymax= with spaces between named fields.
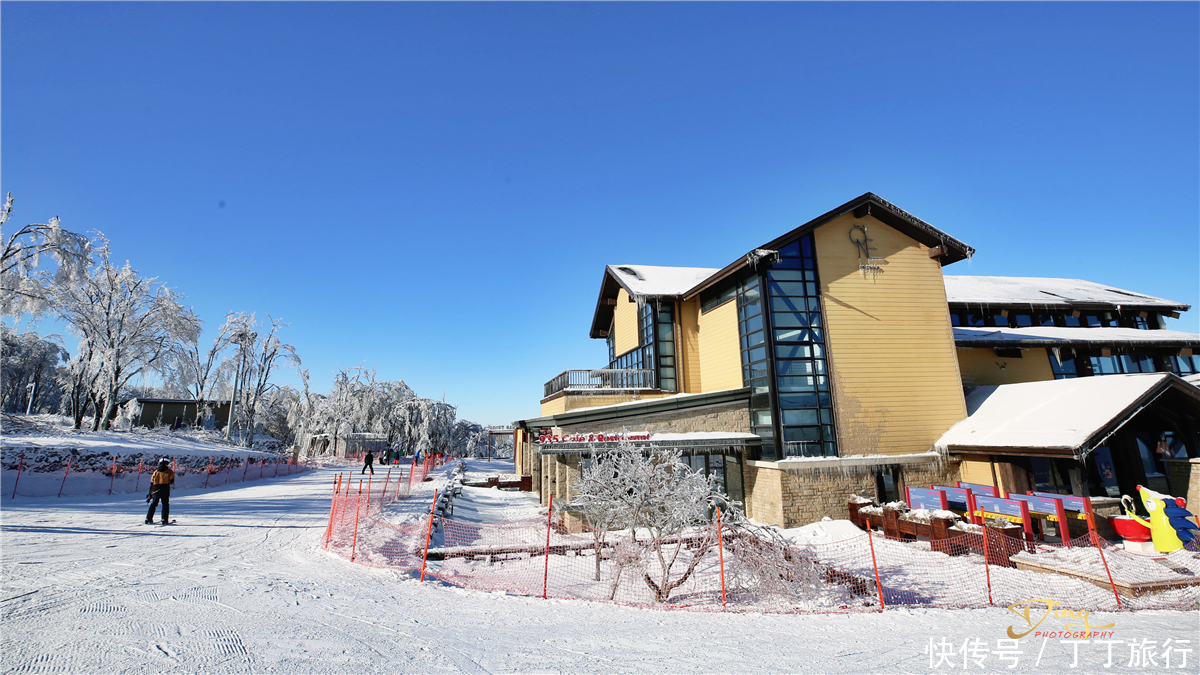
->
xmin=683 ymin=192 xmax=974 ymax=300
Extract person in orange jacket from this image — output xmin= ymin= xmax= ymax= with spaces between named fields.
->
xmin=146 ymin=458 xmax=175 ymax=525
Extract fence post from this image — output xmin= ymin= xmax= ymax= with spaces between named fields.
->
xmin=58 ymin=458 xmax=72 ymax=498
xmin=324 ymin=473 xmax=341 ymax=549
xmin=382 ymin=469 xmax=392 ymax=503
xmin=1088 ymin=519 xmax=1122 ymax=609
xmin=203 ymin=457 xmax=214 ymax=488
xmin=543 ymin=494 xmax=554 ymax=600
xmin=10 ymin=452 xmax=24 ymax=499
xmin=134 ymin=460 xmax=144 ymax=492
xmin=350 ymin=480 xmax=363 ymax=562
xmin=982 ymin=523 xmax=994 ymax=606
xmin=242 ymin=457 xmax=249 ymax=482
xmin=864 ymin=523 xmax=886 ymax=611
xmin=365 ymin=474 xmax=372 ymax=514
xmin=420 ymin=489 xmax=439 ymax=582
xmin=717 ymin=507 xmax=727 ymax=610
xmin=408 ymin=457 xmax=417 ymax=495
xmin=274 ymin=460 xmax=279 ymax=477
xmin=108 ymin=455 xmax=119 ymax=495
xmin=225 ymin=459 xmax=235 ymax=485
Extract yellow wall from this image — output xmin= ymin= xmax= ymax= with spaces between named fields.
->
xmin=957 ymin=347 xmax=1055 ymax=387
xmin=679 ymin=298 xmax=702 ymax=393
xmin=814 ymin=213 xmax=967 ymax=456
xmin=539 ymin=391 xmax=674 ymax=417
xmin=612 ymin=288 xmax=640 ymax=356
xmin=697 ymin=298 xmax=742 ymax=392
xmin=958 ymin=454 xmax=996 ymax=487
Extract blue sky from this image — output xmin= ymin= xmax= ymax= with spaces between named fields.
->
xmin=3 ymin=2 xmax=1197 ymax=426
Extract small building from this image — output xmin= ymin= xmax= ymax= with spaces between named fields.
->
xmin=135 ymin=399 xmax=231 ymax=430
xmin=513 ymin=192 xmax=1200 ymax=528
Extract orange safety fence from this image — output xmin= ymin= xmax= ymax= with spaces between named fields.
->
xmin=324 ymin=474 xmax=1200 ymax=614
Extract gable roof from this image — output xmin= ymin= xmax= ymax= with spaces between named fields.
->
xmin=944 ymin=276 xmax=1189 ymax=311
xmin=934 ymin=373 xmax=1200 ymax=458
xmin=589 ymin=265 xmax=721 ymax=338
xmin=681 ymin=192 xmax=975 ymax=301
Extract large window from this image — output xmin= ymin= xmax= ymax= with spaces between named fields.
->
xmin=767 ymin=235 xmax=837 ymax=458
xmin=1170 ymin=354 xmax=1200 ymax=375
xmin=735 ymin=272 xmax=773 ymax=457
xmin=655 ymin=303 xmax=677 ymax=392
xmin=1090 ymin=353 xmax=1156 ymax=375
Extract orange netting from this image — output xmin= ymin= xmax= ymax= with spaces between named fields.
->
xmin=323 ymin=470 xmax=1200 ymax=614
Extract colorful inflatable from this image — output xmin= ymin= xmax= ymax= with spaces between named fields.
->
xmin=1122 ymin=485 xmax=1199 ymax=554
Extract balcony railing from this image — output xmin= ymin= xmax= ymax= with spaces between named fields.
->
xmin=544 ymin=369 xmax=656 ymax=399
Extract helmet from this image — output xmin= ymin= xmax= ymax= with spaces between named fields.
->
xmin=159 ymin=458 xmax=170 ymax=468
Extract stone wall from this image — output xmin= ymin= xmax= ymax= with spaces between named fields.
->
xmin=1164 ymin=458 xmax=1200 ymax=512
xmin=745 ymin=457 xmax=962 ymax=528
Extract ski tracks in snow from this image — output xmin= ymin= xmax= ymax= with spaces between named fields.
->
xmin=3 ymin=464 xmax=1197 ymax=674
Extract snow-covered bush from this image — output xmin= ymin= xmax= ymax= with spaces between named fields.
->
xmin=566 ymin=442 xmax=729 ymax=603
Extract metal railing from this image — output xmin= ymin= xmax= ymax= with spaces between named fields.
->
xmin=543 ymin=369 xmax=656 ymax=398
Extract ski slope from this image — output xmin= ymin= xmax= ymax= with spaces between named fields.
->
xmin=1 ymin=460 xmax=1196 ymax=674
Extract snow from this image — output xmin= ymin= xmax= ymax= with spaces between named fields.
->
xmin=779 ymin=518 xmax=865 ymax=545
xmin=935 ymin=374 xmax=1171 ymax=454
xmin=954 ymin=325 xmax=1200 ymax=346
xmin=2 ymin=459 xmax=1197 ymax=673
xmin=607 ymin=264 xmax=719 ymax=298
xmin=944 ymin=275 xmax=1189 ymax=310
xmin=2 ymin=429 xmax=273 ymax=460
xmin=774 ymin=450 xmax=943 ymax=469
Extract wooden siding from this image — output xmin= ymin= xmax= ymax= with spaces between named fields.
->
xmin=959 ymin=454 xmax=997 ymax=487
xmin=679 ymin=298 xmax=702 ymax=393
xmin=613 ymin=288 xmax=640 ymax=356
xmin=697 ymin=298 xmax=742 ymax=392
xmin=957 ymin=347 xmax=1055 ymax=387
xmin=814 ymin=212 xmax=968 ymax=456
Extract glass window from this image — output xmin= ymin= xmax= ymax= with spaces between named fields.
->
xmin=950 ymin=313 xmax=962 ymax=326
xmin=1064 ymin=314 xmax=1081 ymax=327
xmin=768 ymin=235 xmax=836 ymax=458
xmin=1014 ymin=314 xmax=1033 ymax=327
xmin=1049 ymin=352 xmax=1078 ymax=379
xmin=966 ymin=314 xmax=986 ymax=327
xmin=994 ymin=314 xmax=1010 ymax=327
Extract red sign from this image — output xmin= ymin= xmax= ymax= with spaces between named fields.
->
xmin=538 ymin=431 xmax=651 ymax=445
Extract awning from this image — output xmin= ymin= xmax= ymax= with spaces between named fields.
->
xmin=934 ymin=373 xmax=1200 ymax=459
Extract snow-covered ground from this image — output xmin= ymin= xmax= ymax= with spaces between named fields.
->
xmin=2 ymin=459 xmax=1196 ymax=674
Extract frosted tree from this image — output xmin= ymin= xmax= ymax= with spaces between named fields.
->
xmin=163 ymin=313 xmax=243 ymax=424
xmin=223 ymin=313 xmax=301 ymax=445
xmin=1 ymin=193 xmax=98 ymax=321
xmin=0 ymin=327 xmax=69 ymax=413
xmin=566 ymin=442 xmax=730 ymax=602
xmin=51 ymin=251 xmax=200 ymax=429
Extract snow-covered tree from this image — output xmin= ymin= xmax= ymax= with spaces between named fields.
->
xmin=222 ymin=313 xmax=301 ymax=445
xmin=1 ymin=193 xmax=97 ymax=321
xmin=0 ymin=327 xmax=69 ymax=413
xmin=565 ymin=443 xmax=730 ymax=602
xmin=51 ymin=250 xmax=200 ymax=430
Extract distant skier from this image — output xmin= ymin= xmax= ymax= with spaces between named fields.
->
xmin=146 ymin=458 xmax=175 ymax=525
xmin=362 ymin=450 xmax=375 ymax=475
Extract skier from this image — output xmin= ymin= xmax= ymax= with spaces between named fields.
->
xmin=146 ymin=458 xmax=175 ymax=525
xmin=362 ymin=449 xmax=375 ymax=475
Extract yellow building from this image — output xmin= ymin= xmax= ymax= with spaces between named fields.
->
xmin=515 ymin=193 xmax=1200 ymax=527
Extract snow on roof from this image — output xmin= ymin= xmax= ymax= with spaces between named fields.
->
xmin=607 ymin=264 xmax=720 ymax=298
xmin=1185 ymin=374 xmax=1200 ymax=388
xmin=934 ymin=374 xmax=1171 ymax=454
xmin=944 ymin=276 xmax=1188 ymax=310
xmin=954 ymin=326 xmax=1200 ymax=347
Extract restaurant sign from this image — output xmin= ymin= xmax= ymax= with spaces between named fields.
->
xmin=538 ymin=431 xmax=651 ymax=445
